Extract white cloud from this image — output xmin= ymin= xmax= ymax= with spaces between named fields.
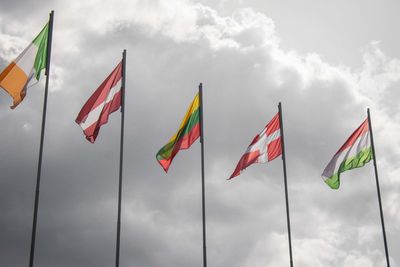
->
xmin=343 ymin=251 xmax=375 ymax=267
xmin=0 ymin=30 xmax=27 ymax=61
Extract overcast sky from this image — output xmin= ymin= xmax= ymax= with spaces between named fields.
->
xmin=1 ymin=0 xmax=400 ymax=266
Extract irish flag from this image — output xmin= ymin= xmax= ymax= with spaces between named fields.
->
xmin=0 ymin=22 xmax=49 ymax=109
xmin=322 ymin=119 xmax=373 ymax=189
xmin=156 ymin=93 xmax=200 ymax=172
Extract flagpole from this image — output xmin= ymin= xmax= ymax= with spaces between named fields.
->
xmin=278 ymin=102 xmax=294 ymax=267
xmin=115 ymin=49 xmax=126 ymax=267
xmin=367 ymin=108 xmax=391 ymax=267
xmin=29 ymin=10 xmax=54 ymax=267
xmin=199 ymin=83 xmax=208 ymax=267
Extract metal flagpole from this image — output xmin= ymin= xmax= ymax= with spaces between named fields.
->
xmin=115 ymin=49 xmax=126 ymax=267
xmin=278 ymin=102 xmax=294 ymax=267
xmin=367 ymin=108 xmax=391 ymax=267
xmin=199 ymin=83 xmax=208 ymax=267
xmin=29 ymin=10 xmax=54 ymax=267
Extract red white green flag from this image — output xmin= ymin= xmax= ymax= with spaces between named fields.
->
xmin=322 ymin=119 xmax=373 ymax=189
xmin=229 ymin=113 xmax=282 ymax=179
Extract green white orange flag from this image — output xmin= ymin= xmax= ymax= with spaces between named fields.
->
xmin=0 ymin=22 xmax=49 ymax=109
xmin=322 ymin=118 xmax=372 ymax=189
xmin=156 ymin=93 xmax=200 ymax=172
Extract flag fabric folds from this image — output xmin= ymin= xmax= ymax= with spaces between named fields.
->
xmin=156 ymin=93 xmax=200 ymax=172
xmin=0 ymin=22 xmax=49 ymax=109
xmin=322 ymin=118 xmax=372 ymax=189
xmin=229 ymin=113 xmax=282 ymax=179
xmin=75 ymin=61 xmax=123 ymax=143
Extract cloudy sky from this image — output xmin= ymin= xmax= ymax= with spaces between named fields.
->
xmin=1 ymin=0 xmax=400 ymax=266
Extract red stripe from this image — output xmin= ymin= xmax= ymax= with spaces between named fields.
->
xmin=336 ymin=119 xmax=369 ymax=154
xmin=229 ymin=151 xmax=260 ymax=179
xmin=266 ymin=113 xmax=280 ymax=136
xmin=76 ymin=62 xmax=122 ymax=124
xmin=248 ymin=134 xmax=261 ymax=146
xmin=157 ymin=123 xmax=200 ymax=172
xmin=157 ymin=158 xmax=171 ymax=172
xmin=267 ymin=137 xmax=282 ymax=161
xmin=81 ymin=90 xmax=121 ymax=143
xmin=179 ymin=122 xmax=200 ymax=149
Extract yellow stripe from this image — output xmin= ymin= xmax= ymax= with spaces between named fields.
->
xmin=168 ymin=93 xmax=200 ymax=142
xmin=0 ymin=62 xmax=29 ymax=108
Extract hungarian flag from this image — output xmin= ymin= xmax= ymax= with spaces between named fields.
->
xmin=75 ymin=61 xmax=123 ymax=143
xmin=322 ymin=119 xmax=372 ymax=189
xmin=156 ymin=93 xmax=200 ymax=172
xmin=0 ymin=22 xmax=49 ymax=109
xmin=229 ymin=113 xmax=282 ymax=179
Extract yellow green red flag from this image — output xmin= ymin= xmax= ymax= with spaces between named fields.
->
xmin=156 ymin=93 xmax=201 ymax=172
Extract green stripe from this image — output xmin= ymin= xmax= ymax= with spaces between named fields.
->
xmin=325 ymin=147 xmax=373 ymax=189
xmin=157 ymin=107 xmax=200 ymax=160
xmin=32 ymin=23 xmax=49 ymax=81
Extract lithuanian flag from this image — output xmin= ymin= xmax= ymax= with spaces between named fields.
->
xmin=156 ymin=93 xmax=201 ymax=172
xmin=0 ymin=21 xmax=49 ymax=109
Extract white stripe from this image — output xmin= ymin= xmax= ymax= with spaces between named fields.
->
xmin=267 ymin=129 xmax=281 ymax=144
xmin=79 ymin=80 xmax=121 ymax=130
xmin=257 ymin=129 xmax=281 ymax=163
xmin=15 ymin=42 xmax=38 ymax=77
xmin=246 ymin=128 xmax=281 ymax=163
xmin=322 ymin=131 xmax=370 ymax=180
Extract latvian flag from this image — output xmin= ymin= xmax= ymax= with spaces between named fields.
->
xmin=229 ymin=113 xmax=282 ymax=179
xmin=75 ymin=61 xmax=123 ymax=143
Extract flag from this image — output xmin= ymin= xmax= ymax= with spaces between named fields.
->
xmin=322 ymin=119 xmax=372 ymax=189
xmin=75 ymin=61 xmax=123 ymax=143
xmin=0 ymin=22 xmax=49 ymax=109
xmin=229 ymin=113 xmax=282 ymax=179
xmin=156 ymin=93 xmax=200 ymax=172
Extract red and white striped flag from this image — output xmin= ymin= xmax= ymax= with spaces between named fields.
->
xmin=75 ymin=61 xmax=123 ymax=143
xmin=229 ymin=113 xmax=282 ymax=179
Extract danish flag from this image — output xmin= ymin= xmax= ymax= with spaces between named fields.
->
xmin=229 ymin=113 xmax=282 ymax=179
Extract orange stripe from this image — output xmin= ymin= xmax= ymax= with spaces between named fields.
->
xmin=0 ymin=62 xmax=29 ymax=108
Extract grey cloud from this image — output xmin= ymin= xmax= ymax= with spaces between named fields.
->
xmin=0 ymin=1 xmax=400 ymax=267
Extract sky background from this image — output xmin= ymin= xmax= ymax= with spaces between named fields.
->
xmin=1 ymin=0 xmax=400 ymax=266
